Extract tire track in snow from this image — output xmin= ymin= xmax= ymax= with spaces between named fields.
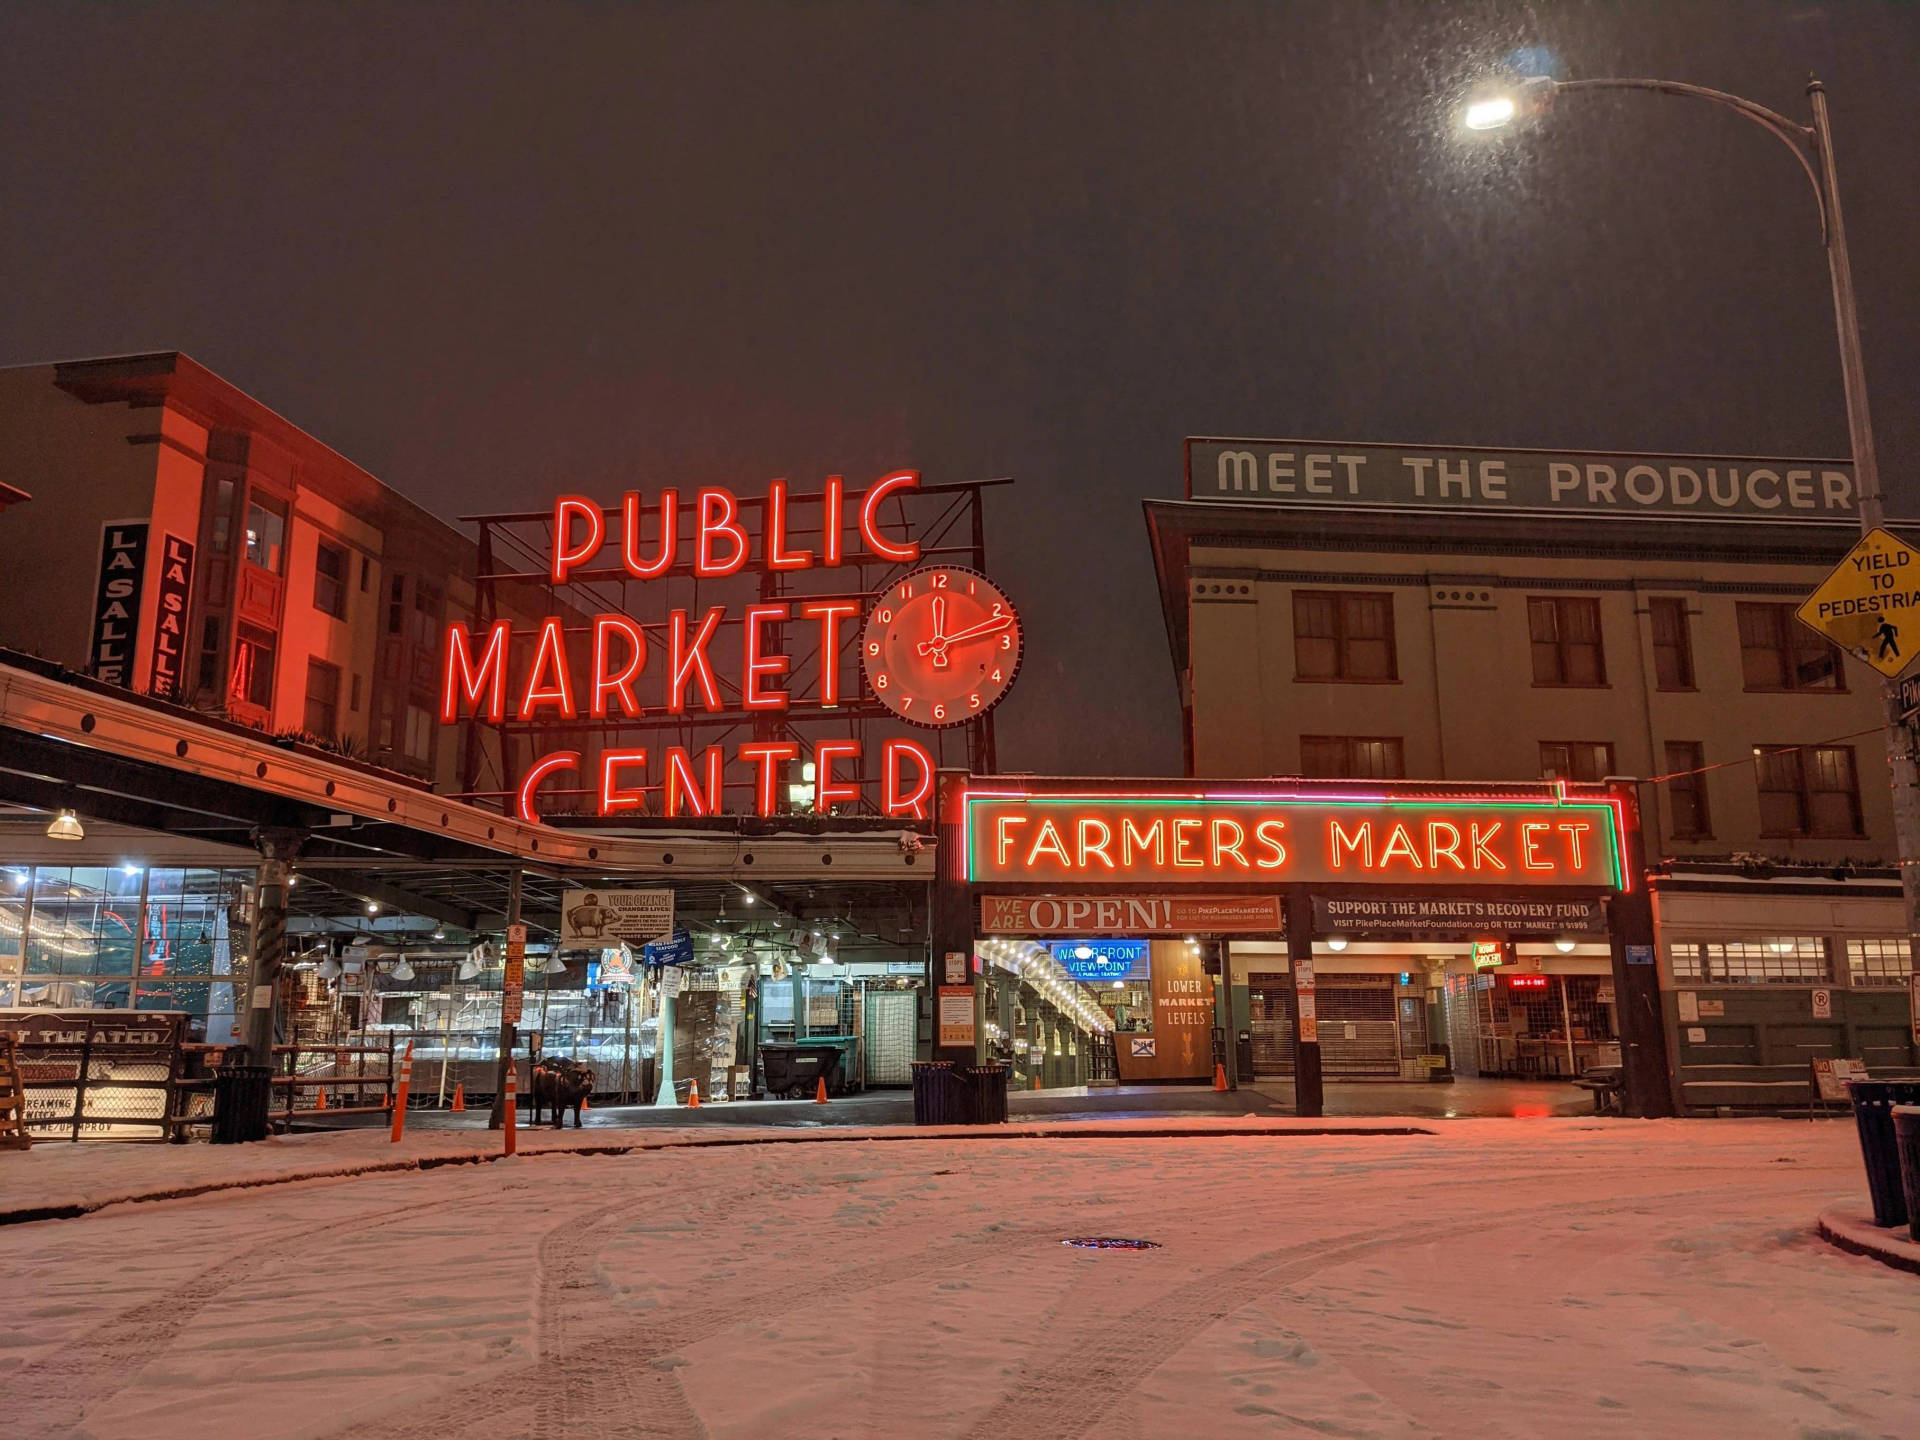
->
xmin=343 ymin=1214 xmax=1050 ymax=1439
xmin=6 ymin=1190 xmax=465 ymax=1440
xmin=957 ymin=1176 xmax=1821 ymax=1440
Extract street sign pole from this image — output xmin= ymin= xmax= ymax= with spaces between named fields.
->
xmin=1807 ymin=84 xmax=1920 ymax=961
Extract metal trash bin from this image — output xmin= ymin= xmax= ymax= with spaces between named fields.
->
xmin=1893 ymin=1106 xmax=1920 ymax=1243
xmin=211 ymin=1065 xmax=273 ymax=1145
xmin=963 ymin=1064 xmax=1009 ymax=1125
xmin=911 ymin=1060 xmax=966 ymax=1125
xmin=1847 ymin=1081 xmax=1920 ymax=1227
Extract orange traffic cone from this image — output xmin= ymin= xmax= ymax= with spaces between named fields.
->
xmin=1213 ymin=1063 xmax=1229 ymax=1092
xmin=687 ymin=1080 xmax=701 ymax=1108
xmin=815 ymin=1076 xmax=830 ymax=1104
xmin=382 ymin=1090 xmax=392 ymax=1110
xmin=1032 ymin=1073 xmax=1041 ymax=1091
xmin=450 ymin=1084 xmax=466 ymax=1112
xmin=581 ymin=1094 xmax=589 ymax=1111
xmin=315 ymin=1084 xmax=327 ymax=1110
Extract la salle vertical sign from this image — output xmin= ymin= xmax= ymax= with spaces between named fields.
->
xmin=88 ymin=522 xmax=149 ymax=686
xmin=147 ymin=534 xmax=195 ymax=701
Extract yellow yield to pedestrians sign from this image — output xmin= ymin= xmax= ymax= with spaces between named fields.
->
xmin=1798 ymin=527 xmax=1920 ymax=678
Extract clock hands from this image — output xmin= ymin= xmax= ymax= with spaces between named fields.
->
xmin=916 ymin=603 xmax=1012 ymax=668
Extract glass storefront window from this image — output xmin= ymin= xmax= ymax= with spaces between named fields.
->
xmin=26 ymin=868 xmax=142 ymax=976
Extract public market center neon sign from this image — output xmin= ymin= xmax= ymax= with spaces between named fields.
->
xmin=965 ymin=790 xmax=1626 ymax=889
xmin=440 ymin=472 xmax=941 ymax=822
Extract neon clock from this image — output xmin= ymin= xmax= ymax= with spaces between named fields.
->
xmin=862 ymin=565 xmax=1022 ymax=726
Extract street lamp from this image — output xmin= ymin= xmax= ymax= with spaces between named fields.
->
xmin=1458 ymin=70 xmax=1919 ymax=942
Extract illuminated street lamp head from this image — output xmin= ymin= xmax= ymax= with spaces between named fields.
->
xmin=1460 ymin=75 xmax=1554 ymax=133
xmin=1463 ymin=96 xmax=1516 ymax=131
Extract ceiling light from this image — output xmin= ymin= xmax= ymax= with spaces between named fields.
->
xmin=46 ymin=810 xmax=84 ymax=842
xmin=1326 ymin=936 xmax=1349 ymax=952
xmin=1554 ymin=936 xmax=1578 ymax=954
xmin=390 ymin=957 xmax=415 ymax=983
xmin=366 ymin=902 xmax=380 ymax=915
xmin=121 ymin=863 xmax=142 ymax=877
xmin=318 ymin=956 xmax=343 ymax=981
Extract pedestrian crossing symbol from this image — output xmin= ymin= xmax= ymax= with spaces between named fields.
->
xmin=1797 ymin=527 xmax=1920 ymax=678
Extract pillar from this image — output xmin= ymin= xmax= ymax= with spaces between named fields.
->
xmin=929 ymin=770 xmax=977 ymax=1064
xmin=244 ymin=827 xmax=305 ymax=1067
xmin=1286 ymin=885 xmax=1324 ymax=1117
xmin=487 ymin=869 xmax=523 ymax=1128
xmin=1607 ymin=782 xmax=1675 ymax=1118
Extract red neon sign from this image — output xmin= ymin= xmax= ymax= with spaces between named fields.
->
xmin=451 ymin=471 xmax=976 ymax=823
xmin=965 ymin=793 xmax=1623 ymax=890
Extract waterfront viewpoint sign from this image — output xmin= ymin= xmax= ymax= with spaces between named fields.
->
xmin=1186 ymin=438 xmax=1857 ymax=521
xmin=964 ymin=790 xmax=1625 ymax=890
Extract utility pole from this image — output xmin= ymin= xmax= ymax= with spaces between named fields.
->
xmin=488 ymin=868 xmax=523 ymax=1129
xmin=1806 ymin=81 xmax=1920 ymax=953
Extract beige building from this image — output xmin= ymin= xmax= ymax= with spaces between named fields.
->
xmin=1148 ymin=438 xmax=1917 ymax=1107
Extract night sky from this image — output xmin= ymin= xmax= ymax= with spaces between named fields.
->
xmin=4 ymin=3 xmax=1916 ymax=776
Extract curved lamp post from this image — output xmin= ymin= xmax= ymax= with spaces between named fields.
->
xmin=1464 ymin=73 xmax=1920 ymax=940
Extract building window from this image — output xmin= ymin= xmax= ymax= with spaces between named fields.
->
xmin=349 ymin=672 xmax=363 ymax=713
xmin=1300 ymin=735 xmax=1405 ymax=779
xmin=1737 ymin=603 xmax=1844 ymax=691
xmin=1755 ymin=744 xmax=1862 ymax=838
xmin=313 ymin=542 xmax=348 ymax=619
xmin=386 ymin=574 xmax=407 ymax=635
xmin=197 ymin=615 xmax=225 ymax=693
xmin=1539 ymin=741 xmax=1615 ymax=783
xmin=1649 ymin=597 xmax=1695 ymax=690
xmin=209 ymin=478 xmax=237 ymax=554
xmin=1664 ymin=740 xmax=1711 ymax=839
xmin=303 ymin=660 xmax=341 ymax=738
xmin=243 ymin=498 xmax=286 ymax=573
xmin=1846 ymin=938 xmax=1913 ymax=988
xmin=1528 ymin=596 xmax=1606 ymax=686
xmin=1669 ymin=938 xmax=1831 ymax=984
xmin=1292 ymin=591 xmax=1397 ymax=682
xmin=228 ymin=626 xmax=276 ymax=711
xmin=404 ymin=704 xmax=434 ymax=763
xmin=358 ymin=554 xmax=371 ymax=593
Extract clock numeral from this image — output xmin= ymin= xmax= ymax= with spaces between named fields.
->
xmin=874 ymin=673 xmax=889 ymax=690
xmin=969 ymin=693 xmax=981 ymax=709
xmin=932 ymin=704 xmax=946 ymax=720
xmin=898 ymin=582 xmax=912 ymax=600
xmin=990 ymin=602 xmax=1004 ymax=618
xmin=900 ymin=695 xmax=913 ymax=711
xmin=931 ymin=571 xmax=949 ymax=589
xmin=876 ymin=607 xmax=893 ymax=624
xmin=999 ymin=634 xmax=1012 ymax=649
xmin=991 ymin=668 xmax=1003 ymax=682
xmin=968 ymin=579 xmax=977 ymax=595
xmin=866 ymin=641 xmax=880 ymax=656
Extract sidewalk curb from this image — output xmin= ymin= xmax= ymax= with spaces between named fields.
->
xmin=1816 ymin=1207 xmax=1920 ymax=1277
xmin=0 ymin=1121 xmax=1432 ymax=1228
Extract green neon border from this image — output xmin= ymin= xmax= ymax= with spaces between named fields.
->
xmin=963 ymin=794 xmax=1625 ymax=890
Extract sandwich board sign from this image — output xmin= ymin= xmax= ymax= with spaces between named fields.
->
xmin=1797 ymin=527 xmax=1920 ymax=678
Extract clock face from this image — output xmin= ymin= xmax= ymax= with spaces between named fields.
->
xmin=862 ymin=565 xmax=1023 ymax=726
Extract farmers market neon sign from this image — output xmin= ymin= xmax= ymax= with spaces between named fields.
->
xmin=964 ymin=789 xmax=1626 ymax=889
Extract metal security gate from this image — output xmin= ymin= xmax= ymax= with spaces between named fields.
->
xmin=1248 ymin=974 xmax=1295 ymax=1075
xmin=862 ymin=988 xmax=917 ymax=1086
xmin=1315 ymin=976 xmax=1400 ymax=1076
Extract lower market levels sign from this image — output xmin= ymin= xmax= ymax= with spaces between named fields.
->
xmin=1312 ymin=895 xmax=1609 ymax=934
xmin=981 ymin=894 xmax=1282 ymax=935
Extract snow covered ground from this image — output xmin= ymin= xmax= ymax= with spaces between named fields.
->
xmin=2 ymin=1118 xmax=1915 ymax=1439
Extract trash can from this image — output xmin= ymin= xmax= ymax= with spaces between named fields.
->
xmin=912 ymin=1060 xmax=966 ymax=1125
xmin=211 ymin=1065 xmax=273 ymax=1145
xmin=1894 ymin=1106 xmax=1920 ymax=1244
xmin=963 ymin=1064 xmax=1009 ymax=1125
xmin=1847 ymin=1081 xmax=1920 ymax=1227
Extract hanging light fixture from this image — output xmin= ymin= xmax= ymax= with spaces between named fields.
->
xmin=1554 ymin=936 xmax=1578 ymax=954
xmin=1325 ymin=935 xmax=1350 ymax=952
xmin=458 ymin=942 xmax=488 ymax=980
xmin=390 ymin=956 xmax=415 ymax=983
xmin=45 ymin=809 xmax=84 ymax=841
xmin=318 ymin=954 xmax=344 ymax=981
